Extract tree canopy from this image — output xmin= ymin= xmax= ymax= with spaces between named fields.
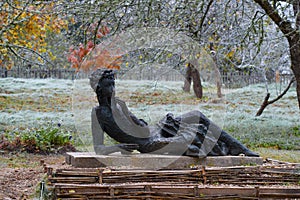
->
xmin=0 ymin=0 xmax=67 ymax=69
xmin=1 ymin=0 xmax=299 ymax=108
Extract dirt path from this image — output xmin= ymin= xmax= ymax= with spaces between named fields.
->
xmin=0 ymin=153 xmax=65 ymax=199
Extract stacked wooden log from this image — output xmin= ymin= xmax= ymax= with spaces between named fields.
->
xmin=48 ymin=164 xmax=300 ymax=199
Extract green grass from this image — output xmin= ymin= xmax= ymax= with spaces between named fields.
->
xmin=254 ymin=147 xmax=300 ymax=163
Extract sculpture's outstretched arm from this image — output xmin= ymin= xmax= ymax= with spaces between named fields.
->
xmin=91 ymin=108 xmax=104 ymax=146
xmin=94 ymin=143 xmax=139 ymax=155
xmin=92 ymin=108 xmax=139 ymax=155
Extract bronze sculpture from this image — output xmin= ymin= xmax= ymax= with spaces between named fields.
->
xmin=90 ymin=70 xmax=259 ymax=157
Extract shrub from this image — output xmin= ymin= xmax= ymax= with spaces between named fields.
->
xmin=0 ymin=123 xmax=75 ymax=154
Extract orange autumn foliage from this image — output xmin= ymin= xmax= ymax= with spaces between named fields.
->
xmin=67 ymin=25 xmax=122 ymax=72
xmin=81 ymin=49 xmax=122 ymax=71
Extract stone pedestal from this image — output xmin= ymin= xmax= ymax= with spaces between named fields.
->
xmin=66 ymin=152 xmax=263 ymax=169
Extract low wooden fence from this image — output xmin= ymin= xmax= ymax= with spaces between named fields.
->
xmin=52 ymin=184 xmax=300 ymax=199
xmin=0 ymin=67 xmax=78 ymax=80
xmin=48 ymin=164 xmax=300 ymax=199
xmin=0 ymin=67 xmax=294 ymax=88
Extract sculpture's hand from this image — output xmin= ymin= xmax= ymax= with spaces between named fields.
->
xmin=184 ymin=144 xmax=207 ymax=158
xmin=138 ymin=138 xmax=170 ymax=153
xmin=117 ymin=143 xmax=140 ymax=154
xmin=94 ymin=144 xmax=139 ymax=155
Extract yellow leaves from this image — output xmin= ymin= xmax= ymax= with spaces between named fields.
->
xmin=0 ymin=47 xmax=13 ymax=69
xmin=20 ymin=12 xmax=27 ymax=19
xmin=50 ymin=55 xmax=57 ymax=60
xmin=227 ymin=49 xmax=235 ymax=58
xmin=0 ymin=1 xmax=67 ymax=68
xmin=70 ymin=17 xmax=75 ymax=24
xmin=39 ymin=48 xmax=47 ymax=53
xmin=27 ymin=42 xmax=33 ymax=49
xmin=49 ymin=51 xmax=56 ymax=60
xmin=0 ymin=48 xmax=8 ymax=56
xmin=6 ymin=59 xmax=14 ymax=70
xmin=37 ymin=57 xmax=44 ymax=64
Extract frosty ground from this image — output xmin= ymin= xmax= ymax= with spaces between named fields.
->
xmin=1 ymin=77 xmax=299 ymax=158
xmin=0 ymin=77 xmax=299 ymax=198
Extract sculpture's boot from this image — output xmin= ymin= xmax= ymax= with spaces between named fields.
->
xmin=219 ymin=130 xmax=259 ymax=157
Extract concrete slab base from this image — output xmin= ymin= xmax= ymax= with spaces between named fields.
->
xmin=66 ymin=152 xmax=263 ymax=169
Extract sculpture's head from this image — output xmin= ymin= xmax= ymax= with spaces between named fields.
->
xmin=96 ymin=70 xmax=115 ymax=101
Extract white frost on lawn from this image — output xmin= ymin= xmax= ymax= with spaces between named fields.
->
xmin=0 ymin=77 xmax=73 ymax=92
xmin=0 ymin=78 xmax=75 ymax=131
xmin=1 ymin=110 xmax=74 ymax=128
xmin=1 ymin=77 xmax=299 ymax=150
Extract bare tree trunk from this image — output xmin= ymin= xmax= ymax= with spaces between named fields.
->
xmin=182 ymin=63 xmax=203 ymax=98
xmin=295 ymin=76 xmax=300 ymax=109
xmin=211 ymin=52 xmax=222 ymax=98
xmin=183 ymin=63 xmax=203 ymax=99
xmin=183 ymin=65 xmax=192 ymax=92
xmin=253 ymin=0 xmax=300 ymax=109
xmin=190 ymin=65 xmax=203 ymax=98
xmin=289 ymin=34 xmax=300 ymax=109
xmin=216 ymin=73 xmax=222 ymax=98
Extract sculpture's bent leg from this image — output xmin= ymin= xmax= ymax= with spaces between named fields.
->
xmin=175 ymin=110 xmax=259 ymax=157
xmin=219 ymin=130 xmax=259 ymax=157
xmin=160 ymin=112 xmax=225 ymax=157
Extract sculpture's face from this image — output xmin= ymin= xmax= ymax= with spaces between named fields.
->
xmin=99 ymin=74 xmax=115 ymax=98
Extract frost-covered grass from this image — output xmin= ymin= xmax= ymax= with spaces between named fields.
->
xmin=224 ymin=84 xmax=299 ymax=151
xmin=0 ymin=78 xmax=299 ymax=161
xmin=0 ymin=78 xmax=75 ymax=135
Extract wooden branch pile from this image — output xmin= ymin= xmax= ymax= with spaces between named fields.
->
xmin=48 ymin=164 xmax=300 ymax=199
